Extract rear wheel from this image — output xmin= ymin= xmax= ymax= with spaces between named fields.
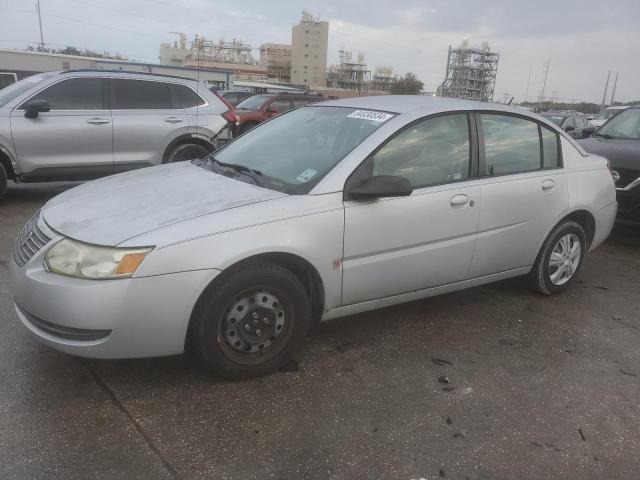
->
xmin=0 ymin=163 xmax=7 ymax=201
xmin=165 ymin=143 xmax=211 ymax=163
xmin=529 ymin=221 xmax=586 ymax=295
xmin=191 ymin=262 xmax=311 ymax=379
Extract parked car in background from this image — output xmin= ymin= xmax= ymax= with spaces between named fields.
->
xmin=214 ymin=89 xmax=256 ymax=106
xmin=10 ymin=96 xmax=616 ymax=378
xmin=539 ymin=111 xmax=590 ymax=139
xmin=0 ymin=72 xmax=18 ymax=90
xmin=233 ymin=92 xmax=322 ymax=135
xmin=0 ymin=70 xmax=235 ymax=200
xmin=589 ymin=106 xmax=629 ymax=128
xmin=580 ymin=106 xmax=640 ymax=227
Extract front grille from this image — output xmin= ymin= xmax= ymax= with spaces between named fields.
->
xmin=13 ymin=212 xmax=51 ymax=267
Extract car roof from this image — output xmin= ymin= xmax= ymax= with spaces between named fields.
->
xmin=320 ymin=95 xmax=540 ymax=116
xmin=54 ymin=69 xmax=203 ymax=85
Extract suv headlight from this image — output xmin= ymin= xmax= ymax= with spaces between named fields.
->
xmin=44 ymin=238 xmax=153 ymax=279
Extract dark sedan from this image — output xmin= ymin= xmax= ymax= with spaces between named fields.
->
xmin=579 ymin=106 xmax=640 ymax=226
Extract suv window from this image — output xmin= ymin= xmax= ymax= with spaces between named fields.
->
xmin=372 ymin=113 xmax=470 ymax=188
xmin=269 ymin=98 xmax=292 ymax=114
xmin=168 ymin=83 xmax=205 ymax=109
xmin=111 ymin=79 xmax=171 ymax=109
xmin=481 ymin=114 xmax=540 ymax=174
xmin=24 ymin=78 xmax=104 ymax=110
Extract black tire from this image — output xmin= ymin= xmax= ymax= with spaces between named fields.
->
xmin=0 ymin=163 xmax=6 ymax=201
xmin=529 ymin=220 xmax=587 ymax=295
xmin=165 ymin=143 xmax=211 ymax=163
xmin=191 ymin=262 xmax=311 ymax=379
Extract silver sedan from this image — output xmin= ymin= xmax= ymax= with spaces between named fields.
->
xmin=10 ymin=96 xmax=617 ymax=378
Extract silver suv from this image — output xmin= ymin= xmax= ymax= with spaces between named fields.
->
xmin=0 ymin=70 xmax=233 ymax=199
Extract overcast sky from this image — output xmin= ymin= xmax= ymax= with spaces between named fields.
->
xmin=1 ymin=0 xmax=639 ymax=103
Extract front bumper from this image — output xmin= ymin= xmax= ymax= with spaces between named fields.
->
xmin=9 ymin=220 xmax=220 ymax=359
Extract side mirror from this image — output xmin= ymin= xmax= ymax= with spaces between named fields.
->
xmin=581 ymin=126 xmax=596 ymax=137
xmin=349 ymin=175 xmax=413 ymax=199
xmin=564 ymin=125 xmax=575 ymax=132
xmin=24 ymin=100 xmax=50 ymax=119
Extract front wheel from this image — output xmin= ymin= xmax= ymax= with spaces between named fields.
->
xmin=529 ymin=221 xmax=586 ymax=295
xmin=165 ymin=143 xmax=211 ymax=163
xmin=191 ymin=262 xmax=311 ymax=379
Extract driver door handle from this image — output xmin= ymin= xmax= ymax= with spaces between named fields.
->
xmin=163 ymin=117 xmax=183 ymax=124
xmin=87 ymin=117 xmax=110 ymax=125
xmin=450 ymin=194 xmax=469 ymax=207
xmin=542 ymin=179 xmax=555 ymax=191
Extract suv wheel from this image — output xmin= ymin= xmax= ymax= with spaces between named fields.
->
xmin=529 ymin=220 xmax=586 ymax=295
xmin=0 ymin=163 xmax=7 ymax=201
xmin=166 ymin=143 xmax=211 ymax=163
xmin=191 ymin=262 xmax=311 ymax=379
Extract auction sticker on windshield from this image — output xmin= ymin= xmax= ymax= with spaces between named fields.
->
xmin=347 ymin=110 xmax=394 ymax=123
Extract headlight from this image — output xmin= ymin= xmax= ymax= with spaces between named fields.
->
xmin=44 ymin=238 xmax=152 ymax=279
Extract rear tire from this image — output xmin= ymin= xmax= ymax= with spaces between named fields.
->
xmin=165 ymin=143 xmax=211 ymax=163
xmin=529 ymin=221 xmax=586 ymax=295
xmin=0 ymin=163 xmax=7 ymax=201
xmin=191 ymin=262 xmax=311 ymax=379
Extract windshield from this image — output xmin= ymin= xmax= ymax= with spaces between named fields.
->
xmin=0 ymin=73 xmax=55 ymax=108
xmin=236 ymin=94 xmax=275 ymax=110
xmin=597 ymin=108 xmax=640 ymax=140
xmin=204 ymin=106 xmax=395 ymax=194
xmin=541 ymin=114 xmax=565 ymax=126
xmin=593 ymin=108 xmax=623 ymax=121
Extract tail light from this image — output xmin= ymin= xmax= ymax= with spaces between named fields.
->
xmin=212 ymin=91 xmax=238 ymax=125
xmin=607 ymin=160 xmax=620 ymax=182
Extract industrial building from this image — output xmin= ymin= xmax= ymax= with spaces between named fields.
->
xmin=291 ymin=12 xmax=329 ymax=88
xmin=159 ymin=35 xmax=267 ymax=81
xmin=438 ymin=41 xmax=499 ymax=102
xmin=259 ymin=43 xmax=292 ymax=83
xmin=0 ymin=48 xmax=234 ymax=89
xmin=326 ymin=50 xmax=396 ymax=94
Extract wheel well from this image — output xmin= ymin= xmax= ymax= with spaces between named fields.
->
xmin=185 ymin=253 xmax=325 ymax=350
xmin=561 ymin=210 xmax=596 ymax=248
xmin=162 ymin=135 xmax=214 ymax=163
xmin=0 ymin=150 xmax=16 ymax=181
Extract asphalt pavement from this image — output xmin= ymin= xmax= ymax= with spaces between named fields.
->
xmin=1 ymin=181 xmax=639 ymax=480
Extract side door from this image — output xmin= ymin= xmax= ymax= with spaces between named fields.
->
xmin=10 ymin=77 xmax=113 ymax=179
xmin=469 ymin=113 xmax=568 ymax=278
xmin=342 ymin=113 xmax=481 ymax=305
xmin=110 ymin=78 xmax=189 ymax=170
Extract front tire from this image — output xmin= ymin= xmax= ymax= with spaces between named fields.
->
xmin=191 ymin=262 xmax=311 ymax=379
xmin=529 ymin=221 xmax=586 ymax=295
xmin=165 ymin=143 xmax=211 ymax=163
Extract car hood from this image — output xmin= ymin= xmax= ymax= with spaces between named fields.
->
xmin=41 ymin=162 xmax=287 ymax=246
xmin=579 ymin=137 xmax=640 ymax=170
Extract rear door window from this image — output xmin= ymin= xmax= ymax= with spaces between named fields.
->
xmin=480 ymin=114 xmax=541 ymax=174
xmin=111 ymin=79 xmax=171 ymax=109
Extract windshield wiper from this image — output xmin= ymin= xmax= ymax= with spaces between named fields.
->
xmin=209 ymin=156 xmax=263 ymax=185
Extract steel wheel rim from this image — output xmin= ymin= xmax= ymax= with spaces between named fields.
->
xmin=218 ymin=290 xmax=287 ymax=363
xmin=548 ymin=233 xmax=581 ymax=286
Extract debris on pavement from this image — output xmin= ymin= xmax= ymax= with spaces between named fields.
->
xmin=431 ymin=357 xmax=453 ymax=366
xmin=437 ymin=375 xmax=450 ymax=384
xmin=579 ymin=428 xmax=586 ymax=441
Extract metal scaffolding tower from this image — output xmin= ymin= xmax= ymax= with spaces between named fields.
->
xmin=438 ymin=41 xmax=499 ymax=102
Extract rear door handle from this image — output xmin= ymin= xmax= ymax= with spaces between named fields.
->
xmin=450 ymin=194 xmax=469 ymax=207
xmin=87 ymin=118 xmax=110 ymax=125
xmin=164 ymin=117 xmax=183 ymax=124
xmin=542 ymin=179 xmax=555 ymax=190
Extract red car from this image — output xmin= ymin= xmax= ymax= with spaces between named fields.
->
xmin=233 ymin=93 xmax=322 ymax=136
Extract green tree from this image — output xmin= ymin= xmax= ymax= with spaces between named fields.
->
xmin=390 ymin=72 xmax=424 ymax=95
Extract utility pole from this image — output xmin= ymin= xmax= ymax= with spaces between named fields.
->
xmin=538 ymin=61 xmax=550 ymax=111
xmin=609 ymin=71 xmax=619 ymax=105
xmin=600 ymin=70 xmax=611 ymax=110
xmin=36 ymin=0 xmax=44 ymax=50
